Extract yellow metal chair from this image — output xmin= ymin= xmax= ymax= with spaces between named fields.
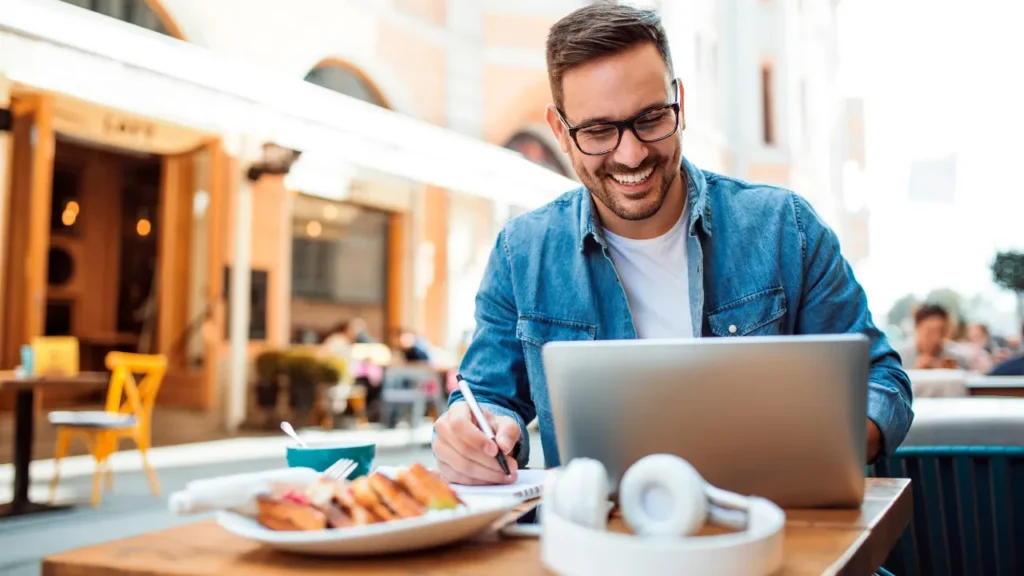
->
xmin=48 ymin=352 xmax=168 ymax=507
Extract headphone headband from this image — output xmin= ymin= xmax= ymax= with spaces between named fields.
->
xmin=539 ymin=455 xmax=786 ymax=576
xmin=541 ymin=495 xmax=785 ymax=576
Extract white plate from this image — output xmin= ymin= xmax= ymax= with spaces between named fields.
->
xmin=216 ymin=500 xmax=517 ymax=556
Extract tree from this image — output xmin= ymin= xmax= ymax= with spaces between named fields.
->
xmin=924 ymin=288 xmax=965 ymax=321
xmin=992 ymin=250 xmax=1024 ymax=326
xmin=887 ymin=294 xmax=920 ymax=328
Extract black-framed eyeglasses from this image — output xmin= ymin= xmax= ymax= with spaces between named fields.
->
xmin=556 ymin=80 xmax=681 ymax=156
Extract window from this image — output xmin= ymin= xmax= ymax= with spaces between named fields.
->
xmin=761 ymin=63 xmax=776 ymax=146
xmin=504 ymin=133 xmax=570 ymax=177
xmin=304 ymin=64 xmax=389 ymax=108
xmin=290 ymin=206 xmax=389 ymax=304
xmin=223 ymin=268 xmax=269 ymax=340
xmin=58 ymin=0 xmax=179 ymax=39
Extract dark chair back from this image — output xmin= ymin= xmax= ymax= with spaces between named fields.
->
xmin=870 ymin=397 xmax=1024 ymax=575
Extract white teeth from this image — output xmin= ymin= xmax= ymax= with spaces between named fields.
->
xmin=611 ymin=166 xmax=654 ymax=185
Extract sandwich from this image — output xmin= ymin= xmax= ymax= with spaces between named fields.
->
xmin=255 ymin=465 xmax=463 ymax=531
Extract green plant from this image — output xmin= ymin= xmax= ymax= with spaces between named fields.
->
xmin=924 ymin=288 xmax=965 ymax=322
xmin=319 ymin=357 xmax=344 ymax=383
xmin=254 ymin=350 xmax=285 ymax=381
xmin=992 ymin=250 xmax=1024 ymax=323
xmin=283 ymin=353 xmax=322 ymax=386
xmin=887 ymin=294 xmax=920 ymax=327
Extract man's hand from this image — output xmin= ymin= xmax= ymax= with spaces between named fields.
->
xmin=433 ymin=402 xmax=520 ymax=485
xmin=866 ymin=419 xmax=882 ymax=463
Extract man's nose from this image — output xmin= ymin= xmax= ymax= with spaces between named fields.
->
xmin=612 ymin=129 xmax=649 ymax=168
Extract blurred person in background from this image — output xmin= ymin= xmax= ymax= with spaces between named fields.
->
xmin=349 ymin=317 xmax=375 ymax=344
xmin=320 ymin=320 xmax=356 ymax=361
xmin=967 ymin=323 xmax=994 ymax=354
xmin=899 ymin=304 xmax=969 ymax=370
xmin=396 ymin=327 xmax=434 ymax=363
xmin=988 ymin=323 xmax=1024 ymax=376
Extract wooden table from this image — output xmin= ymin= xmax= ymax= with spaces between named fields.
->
xmin=42 ymin=478 xmax=911 ymax=576
xmin=0 ymin=371 xmax=108 ymax=519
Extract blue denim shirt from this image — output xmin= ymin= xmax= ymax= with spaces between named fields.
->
xmin=445 ymin=157 xmax=913 ymax=468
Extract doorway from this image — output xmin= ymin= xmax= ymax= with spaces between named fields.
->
xmin=2 ymin=93 xmax=226 ymax=411
xmin=34 ymin=140 xmax=163 ymax=405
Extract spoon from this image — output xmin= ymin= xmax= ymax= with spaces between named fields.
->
xmin=280 ymin=421 xmax=307 ymax=448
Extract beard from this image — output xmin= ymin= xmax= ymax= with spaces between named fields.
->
xmin=570 ymin=142 xmax=682 ymax=222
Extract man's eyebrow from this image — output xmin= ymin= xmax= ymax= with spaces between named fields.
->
xmin=572 ymin=98 xmax=670 ymax=127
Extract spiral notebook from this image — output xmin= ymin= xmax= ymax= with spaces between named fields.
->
xmin=451 ymin=470 xmax=548 ymax=500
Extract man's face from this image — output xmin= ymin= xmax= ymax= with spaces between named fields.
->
xmin=916 ymin=316 xmax=948 ymax=354
xmin=546 ymin=43 xmax=683 ymax=222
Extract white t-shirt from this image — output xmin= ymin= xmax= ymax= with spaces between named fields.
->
xmin=603 ymin=211 xmax=693 ymax=339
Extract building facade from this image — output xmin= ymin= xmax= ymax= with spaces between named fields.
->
xmin=0 ymin=0 xmax=856 ymax=426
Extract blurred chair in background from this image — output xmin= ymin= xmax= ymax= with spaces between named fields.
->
xmin=47 ymin=352 xmax=168 ymax=507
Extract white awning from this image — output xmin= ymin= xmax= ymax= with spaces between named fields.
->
xmin=0 ymin=0 xmax=577 ymax=208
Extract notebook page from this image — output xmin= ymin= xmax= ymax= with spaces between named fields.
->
xmin=450 ymin=469 xmax=549 ymax=498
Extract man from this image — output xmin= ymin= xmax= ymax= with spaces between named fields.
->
xmin=433 ymin=4 xmax=913 ymax=486
xmin=898 ymin=304 xmax=969 ymax=370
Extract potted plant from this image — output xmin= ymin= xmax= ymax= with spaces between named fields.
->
xmin=285 ymin=352 xmax=322 ymax=416
xmin=319 ymin=357 xmax=344 ymax=385
xmin=254 ymin=350 xmax=284 ymax=409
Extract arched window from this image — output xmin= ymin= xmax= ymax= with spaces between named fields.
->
xmin=505 ymin=132 xmax=570 ymax=177
xmin=58 ymin=0 xmax=184 ymax=39
xmin=304 ymin=61 xmax=390 ymax=108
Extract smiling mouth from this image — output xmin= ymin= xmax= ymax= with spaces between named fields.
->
xmin=608 ymin=165 xmax=655 ymax=188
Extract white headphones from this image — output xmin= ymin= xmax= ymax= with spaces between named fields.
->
xmin=540 ymin=454 xmax=786 ymax=576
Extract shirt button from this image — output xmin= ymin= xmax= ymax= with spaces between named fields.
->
xmin=728 ymin=325 xmax=737 ymax=334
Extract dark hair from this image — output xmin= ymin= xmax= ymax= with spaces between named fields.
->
xmin=546 ymin=2 xmax=673 ymax=110
xmin=914 ymin=304 xmax=949 ymax=326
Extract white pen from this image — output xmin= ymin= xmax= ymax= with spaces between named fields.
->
xmin=456 ymin=374 xmax=512 ymax=476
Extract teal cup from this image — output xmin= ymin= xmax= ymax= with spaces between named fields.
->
xmin=285 ymin=441 xmax=376 ymax=478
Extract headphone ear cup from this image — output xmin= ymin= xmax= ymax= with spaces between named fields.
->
xmin=619 ymin=454 xmax=708 ymax=537
xmin=553 ymin=458 xmax=610 ymax=530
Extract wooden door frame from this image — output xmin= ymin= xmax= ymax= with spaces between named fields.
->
xmin=156 ymin=152 xmax=194 ymax=365
xmin=202 ymin=137 xmax=228 ymax=410
xmin=1 ymin=93 xmax=55 ymax=368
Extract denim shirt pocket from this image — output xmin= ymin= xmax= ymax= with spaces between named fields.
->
xmin=707 ymin=287 xmax=788 ymax=337
xmin=516 ymin=314 xmax=597 ymax=348
xmin=516 ymin=314 xmax=597 ymax=418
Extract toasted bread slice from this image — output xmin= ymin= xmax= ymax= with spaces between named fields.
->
xmin=350 ymin=476 xmax=396 ymax=521
xmin=368 ymin=473 xmax=424 ymax=518
xmin=334 ymin=484 xmax=380 ymax=525
xmin=256 ymin=495 xmax=328 ymax=531
xmin=398 ymin=463 xmax=462 ymax=509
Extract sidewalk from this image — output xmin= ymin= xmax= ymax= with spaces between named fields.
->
xmin=0 ymin=421 xmax=435 ymax=489
xmin=0 ymin=405 xmax=248 ymax=465
xmin=0 ymin=404 xmax=436 ymax=485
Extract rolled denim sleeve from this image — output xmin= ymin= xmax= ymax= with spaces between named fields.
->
xmin=793 ymin=195 xmax=914 ymax=457
xmin=438 ymin=229 xmax=535 ymax=467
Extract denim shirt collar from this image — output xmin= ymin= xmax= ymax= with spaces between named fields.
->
xmin=578 ymin=156 xmax=713 ymax=253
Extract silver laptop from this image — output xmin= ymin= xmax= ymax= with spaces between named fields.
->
xmin=541 ymin=334 xmax=869 ymax=508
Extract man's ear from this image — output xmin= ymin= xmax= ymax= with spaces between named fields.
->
xmin=676 ymin=78 xmax=687 ymax=131
xmin=545 ymin=104 xmax=571 ymax=154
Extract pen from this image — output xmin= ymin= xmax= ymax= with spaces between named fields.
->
xmin=456 ymin=374 xmax=512 ymax=477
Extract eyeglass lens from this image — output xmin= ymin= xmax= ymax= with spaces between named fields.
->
xmin=575 ymin=107 xmax=678 ymax=154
